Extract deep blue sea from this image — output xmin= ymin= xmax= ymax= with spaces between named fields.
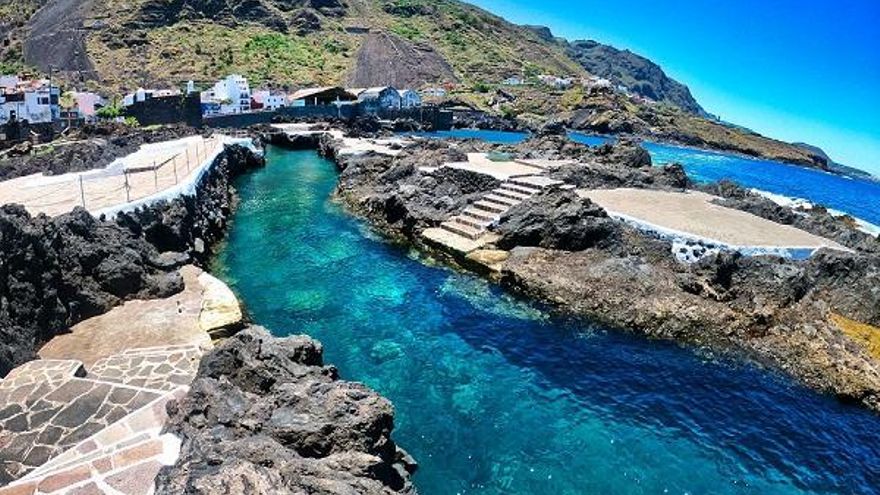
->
xmin=213 ymin=147 xmax=880 ymax=495
xmin=407 ymin=129 xmax=880 ymax=227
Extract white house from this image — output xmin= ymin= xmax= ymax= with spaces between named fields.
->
xmin=201 ymin=74 xmax=251 ymax=114
xmin=422 ymin=87 xmax=447 ymax=98
xmin=538 ymin=74 xmax=573 ymax=90
xmin=502 ymin=76 xmax=524 ymax=86
xmin=397 ymin=89 xmax=422 ymax=109
xmin=252 ymin=90 xmax=286 ymax=111
xmin=0 ymin=83 xmax=60 ymax=124
xmin=353 ymin=87 xmax=401 ymax=113
xmin=584 ymin=76 xmax=612 ymax=89
xmin=0 ymin=75 xmax=20 ymax=91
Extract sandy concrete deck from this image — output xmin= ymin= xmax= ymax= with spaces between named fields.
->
xmin=434 ymin=153 xmax=545 ymax=180
xmin=0 ymin=135 xmax=224 ymax=217
xmin=578 ymin=188 xmax=848 ymax=253
xmin=38 ymin=266 xmax=236 ymax=367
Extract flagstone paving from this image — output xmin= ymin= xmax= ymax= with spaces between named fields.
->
xmin=0 ymin=265 xmax=244 ymax=493
xmin=0 ymin=374 xmax=161 ymax=484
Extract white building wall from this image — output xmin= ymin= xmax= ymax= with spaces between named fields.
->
xmin=210 ymin=74 xmax=251 ymax=114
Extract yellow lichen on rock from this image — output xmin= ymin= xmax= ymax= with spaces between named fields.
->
xmin=198 ymin=272 xmax=244 ymax=338
xmin=466 ymin=249 xmax=510 ymax=273
xmin=831 ymin=313 xmax=880 ymax=360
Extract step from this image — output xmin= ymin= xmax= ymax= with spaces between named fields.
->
xmin=440 ymin=220 xmax=485 ymax=240
xmin=492 ymin=188 xmax=533 ymax=202
xmin=482 ymin=193 xmax=521 ymax=207
xmin=4 ymin=435 xmax=179 ymax=495
xmin=499 ymin=182 xmax=542 ymax=196
xmin=121 ymin=343 xmax=201 ymax=356
xmin=508 ymin=176 xmax=564 ymax=189
xmin=461 ymin=207 xmax=499 ymax=223
xmin=471 ymin=200 xmax=509 ymax=215
xmin=454 ymin=214 xmax=493 ymax=230
xmin=0 ymin=378 xmax=163 ymax=482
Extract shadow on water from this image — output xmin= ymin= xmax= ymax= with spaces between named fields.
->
xmin=215 ymin=147 xmax=880 ymax=495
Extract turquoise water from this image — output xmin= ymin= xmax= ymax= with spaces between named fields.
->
xmin=214 ymin=147 xmax=880 ymax=494
xmin=408 ymin=129 xmax=880 ymax=226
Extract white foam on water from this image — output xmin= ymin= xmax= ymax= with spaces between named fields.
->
xmin=750 ymin=188 xmax=880 ymax=237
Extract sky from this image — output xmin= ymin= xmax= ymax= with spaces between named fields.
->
xmin=468 ymin=0 xmax=880 ymax=175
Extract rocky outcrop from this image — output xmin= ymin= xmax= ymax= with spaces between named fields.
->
xmin=0 ymin=205 xmax=182 ymax=375
xmin=130 ymin=0 xmax=347 ymax=31
xmin=496 ymin=190 xmax=621 ymax=251
xmin=346 ymin=31 xmax=458 ymax=89
xmin=703 ymin=180 xmax=880 ymax=254
xmin=0 ymin=141 xmax=263 ymax=375
xmin=114 ymin=144 xmax=264 ymax=262
xmin=156 ymin=326 xmax=417 ymax=494
xmin=323 ymin=131 xmax=880 ymax=412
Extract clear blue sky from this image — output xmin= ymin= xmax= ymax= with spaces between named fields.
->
xmin=468 ymin=0 xmax=880 ymax=175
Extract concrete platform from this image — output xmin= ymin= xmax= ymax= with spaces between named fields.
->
xmin=578 ymin=188 xmax=848 ymax=255
xmin=422 ymin=227 xmax=500 ymax=255
xmin=0 ymin=136 xmax=227 ymax=218
xmin=439 ymin=153 xmax=545 ymax=181
xmin=38 ymin=266 xmax=226 ymax=367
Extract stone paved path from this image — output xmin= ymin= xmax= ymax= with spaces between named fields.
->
xmin=0 ymin=265 xmax=244 ymax=494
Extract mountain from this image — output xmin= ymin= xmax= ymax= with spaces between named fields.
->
xmin=565 ymin=40 xmax=707 ymax=116
xmin=0 ymin=0 xmax=585 ymax=90
xmin=521 ymin=25 xmax=706 ymax=117
xmin=793 ymin=143 xmax=878 ymax=182
xmin=0 ymin=0 xmax=828 ymax=169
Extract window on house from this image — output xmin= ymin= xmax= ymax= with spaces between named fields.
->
xmin=38 ymin=97 xmax=50 ymax=105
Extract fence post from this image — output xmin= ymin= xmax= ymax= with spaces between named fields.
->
xmin=79 ymin=175 xmax=85 ymax=208
xmin=173 ymin=156 xmax=178 ymax=184
xmin=186 ymin=148 xmax=191 ymax=172
xmin=124 ymin=171 xmax=131 ymax=202
xmin=153 ymin=167 xmax=158 ymax=190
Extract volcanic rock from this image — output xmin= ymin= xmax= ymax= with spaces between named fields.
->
xmin=156 ymin=326 xmax=417 ymax=494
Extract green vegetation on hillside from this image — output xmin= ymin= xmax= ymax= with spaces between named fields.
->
xmin=87 ymin=23 xmax=354 ymax=89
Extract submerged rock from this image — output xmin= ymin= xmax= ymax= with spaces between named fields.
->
xmin=156 ymin=326 xmax=417 ymax=494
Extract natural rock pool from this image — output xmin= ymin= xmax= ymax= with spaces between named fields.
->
xmin=212 ymin=147 xmax=880 ymax=494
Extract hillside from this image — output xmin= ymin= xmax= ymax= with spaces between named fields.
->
xmin=522 ymin=25 xmax=706 ymax=117
xmin=0 ymin=0 xmax=828 ymax=169
xmin=565 ymin=40 xmax=707 ymax=117
xmin=0 ymin=0 xmax=585 ymax=91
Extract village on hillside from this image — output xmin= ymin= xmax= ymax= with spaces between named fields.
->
xmin=0 ymin=68 xmax=650 ymax=147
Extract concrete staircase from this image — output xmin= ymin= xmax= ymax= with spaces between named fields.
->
xmin=440 ymin=176 xmax=563 ymax=240
xmin=0 ymin=344 xmax=203 ymax=494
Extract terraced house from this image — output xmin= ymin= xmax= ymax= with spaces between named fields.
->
xmin=0 ymin=77 xmax=60 ymax=125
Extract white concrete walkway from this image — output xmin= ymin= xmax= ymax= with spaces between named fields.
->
xmin=578 ymin=188 xmax=848 ymax=256
xmin=0 ymin=134 xmax=254 ymax=218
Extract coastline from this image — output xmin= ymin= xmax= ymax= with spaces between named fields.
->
xmin=0 ymin=131 xmax=419 ymax=493
xmin=269 ymin=126 xmax=880 ymax=413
